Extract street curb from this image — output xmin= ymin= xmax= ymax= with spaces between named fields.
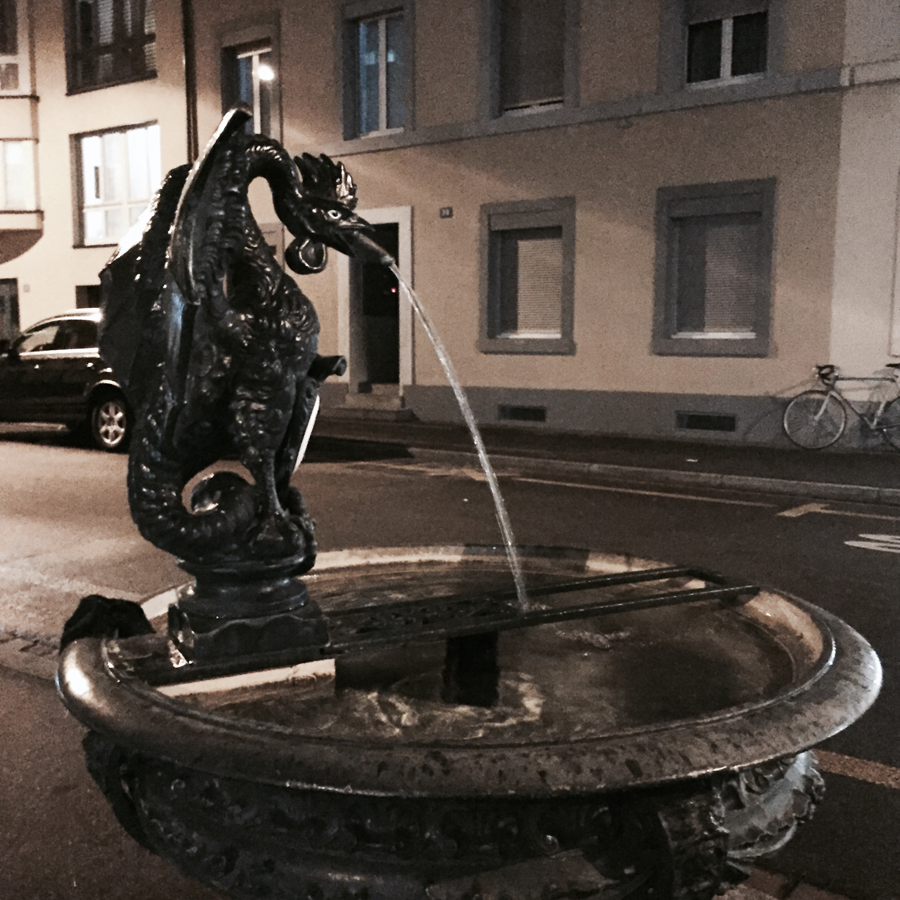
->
xmin=409 ymin=447 xmax=900 ymax=505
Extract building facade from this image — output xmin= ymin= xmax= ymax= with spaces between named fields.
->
xmin=3 ymin=0 xmax=900 ymax=445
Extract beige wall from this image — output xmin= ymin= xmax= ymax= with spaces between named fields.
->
xmin=0 ymin=0 xmax=879 ymax=436
xmin=783 ymin=0 xmax=846 ymax=74
xmin=844 ymin=0 xmax=900 ymax=65
xmin=830 ymin=83 xmax=900 ymax=368
xmin=0 ymin=0 xmax=187 ymax=327
xmin=581 ymin=0 xmax=659 ymax=104
xmin=334 ymin=93 xmax=840 ymax=399
xmin=416 ymin=0 xmax=481 ymax=128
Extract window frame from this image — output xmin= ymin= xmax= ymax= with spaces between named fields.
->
xmin=482 ymin=0 xmax=580 ymax=120
xmin=659 ymin=0 xmax=781 ymax=94
xmin=220 ymin=16 xmax=282 ymax=139
xmin=652 ymin=178 xmax=775 ymax=358
xmin=72 ymin=121 xmax=161 ymax=248
xmin=222 ymin=41 xmax=277 ymax=136
xmin=342 ymin=0 xmax=413 ymax=140
xmin=479 ymin=197 xmax=576 ymax=356
xmin=64 ymin=0 xmax=158 ymax=94
xmin=685 ymin=5 xmax=768 ymax=87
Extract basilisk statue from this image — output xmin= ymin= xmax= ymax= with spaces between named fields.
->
xmin=100 ymin=107 xmax=387 ymax=578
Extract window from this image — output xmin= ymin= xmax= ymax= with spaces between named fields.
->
xmin=343 ymin=0 xmax=409 ymax=138
xmin=0 ymin=140 xmax=35 ymax=210
xmin=653 ymin=180 xmax=774 ymax=357
xmin=0 ymin=0 xmax=17 ymax=55
xmin=487 ymin=0 xmax=578 ymax=117
xmin=498 ymin=0 xmax=565 ymax=113
xmin=15 ymin=322 xmax=61 ymax=354
xmin=356 ymin=12 xmax=405 ymax=135
xmin=222 ymin=42 xmax=276 ymax=135
xmin=480 ymin=198 xmax=575 ymax=355
xmin=13 ymin=319 xmax=97 ymax=353
xmin=76 ymin=123 xmax=161 ymax=246
xmin=66 ymin=0 xmax=156 ymax=93
xmin=1 ymin=0 xmax=18 ymax=92
xmin=685 ymin=0 xmax=767 ymax=84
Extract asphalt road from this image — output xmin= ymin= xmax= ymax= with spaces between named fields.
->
xmin=1 ymin=427 xmax=898 ymax=899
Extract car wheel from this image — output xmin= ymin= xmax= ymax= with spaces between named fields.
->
xmin=90 ymin=393 xmax=130 ymax=452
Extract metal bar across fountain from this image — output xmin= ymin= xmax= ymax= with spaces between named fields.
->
xmin=57 ymin=107 xmax=881 ymax=900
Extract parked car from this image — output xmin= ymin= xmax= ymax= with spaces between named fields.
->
xmin=0 ymin=309 xmax=130 ymax=452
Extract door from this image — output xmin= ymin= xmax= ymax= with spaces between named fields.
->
xmin=0 ymin=279 xmax=18 ymax=350
xmin=40 ymin=318 xmax=101 ymax=418
xmin=0 ymin=319 xmax=60 ymax=421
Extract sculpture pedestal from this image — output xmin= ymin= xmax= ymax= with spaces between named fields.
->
xmin=58 ymin=546 xmax=881 ymax=900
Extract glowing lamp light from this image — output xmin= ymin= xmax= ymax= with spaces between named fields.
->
xmin=258 ymin=63 xmax=275 ymax=82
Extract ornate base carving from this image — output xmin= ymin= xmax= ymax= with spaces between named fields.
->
xmin=82 ymin=733 xmax=823 ymax=900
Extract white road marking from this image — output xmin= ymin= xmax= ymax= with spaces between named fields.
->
xmin=332 ymin=461 xmax=775 ymax=506
xmin=816 ymin=749 xmax=900 ymax=790
xmin=514 ymin=476 xmax=774 ymax=507
xmin=844 ymin=533 xmax=900 ymax=553
xmin=778 ymin=502 xmax=831 ymax=518
xmin=780 ymin=502 xmax=900 ymax=522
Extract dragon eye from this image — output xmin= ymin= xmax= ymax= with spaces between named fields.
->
xmin=326 ymin=209 xmax=342 ymax=220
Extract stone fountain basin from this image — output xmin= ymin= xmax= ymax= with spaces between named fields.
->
xmin=58 ymin=545 xmax=881 ymax=799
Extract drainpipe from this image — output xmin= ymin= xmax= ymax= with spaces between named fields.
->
xmin=181 ymin=0 xmax=199 ymax=162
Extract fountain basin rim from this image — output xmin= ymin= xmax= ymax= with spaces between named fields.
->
xmin=57 ymin=547 xmax=881 ymax=798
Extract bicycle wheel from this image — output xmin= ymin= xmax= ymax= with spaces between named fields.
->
xmin=783 ymin=391 xmax=846 ymax=449
xmin=878 ymin=397 xmax=900 ymax=450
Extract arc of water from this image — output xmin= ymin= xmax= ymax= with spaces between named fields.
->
xmin=389 ymin=264 xmax=529 ymax=610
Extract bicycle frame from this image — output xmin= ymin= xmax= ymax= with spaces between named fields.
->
xmin=783 ymin=363 xmax=900 ymax=450
xmin=822 ymin=373 xmax=898 ymax=432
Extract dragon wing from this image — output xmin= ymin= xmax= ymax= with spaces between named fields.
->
xmin=99 ymin=106 xmax=253 ymax=414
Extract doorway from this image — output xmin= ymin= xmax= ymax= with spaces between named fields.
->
xmin=0 ymin=279 xmax=19 ymax=350
xmin=355 ymin=222 xmax=400 ymax=386
xmin=337 ymin=206 xmax=413 ymax=401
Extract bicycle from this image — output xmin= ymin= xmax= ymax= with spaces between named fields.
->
xmin=783 ymin=363 xmax=900 ymax=449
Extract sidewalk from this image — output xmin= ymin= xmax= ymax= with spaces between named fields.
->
xmin=311 ymin=416 xmax=900 ymax=505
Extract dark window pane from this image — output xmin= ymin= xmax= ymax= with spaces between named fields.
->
xmin=686 ymin=19 xmax=722 ymax=83
xmin=358 ymin=19 xmax=380 ymax=134
xmin=70 ymin=319 xmax=99 ymax=348
xmin=68 ymin=0 xmax=156 ymax=91
xmin=732 ymin=11 xmax=767 ymax=76
xmin=53 ymin=321 xmax=97 ymax=350
xmin=236 ymin=55 xmax=253 ymax=107
xmin=500 ymin=0 xmax=565 ymax=110
xmin=385 ymin=14 xmax=405 ymax=129
xmin=0 ymin=0 xmax=17 ymax=55
xmin=258 ymin=50 xmax=273 ymax=136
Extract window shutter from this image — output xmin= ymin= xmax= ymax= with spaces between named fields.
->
xmin=685 ymin=0 xmax=767 ymax=24
xmin=702 ymin=214 xmax=759 ymax=333
xmin=500 ymin=0 xmax=565 ymax=110
xmin=675 ymin=212 xmax=760 ymax=335
xmin=497 ymin=227 xmax=563 ymax=338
